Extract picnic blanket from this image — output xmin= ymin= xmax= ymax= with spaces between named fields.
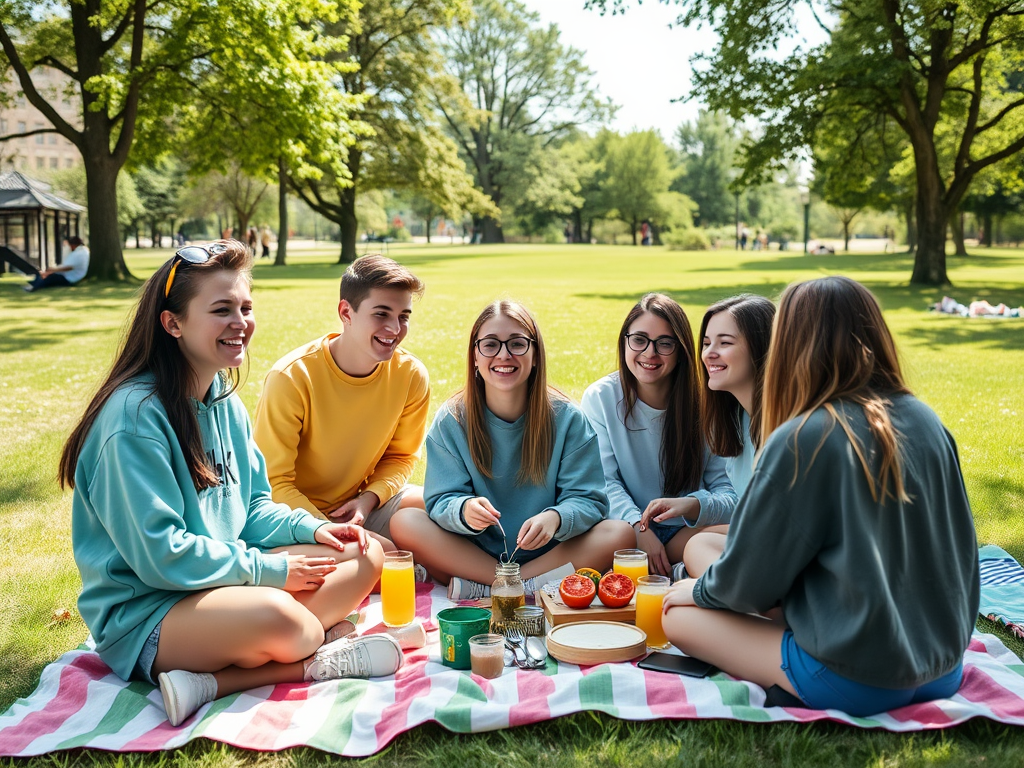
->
xmin=4 ymin=582 xmax=1024 ymax=757
xmin=979 ymin=544 xmax=1024 ymax=639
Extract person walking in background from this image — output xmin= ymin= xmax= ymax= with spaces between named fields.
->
xmin=640 ymin=220 xmax=652 ymax=246
xmin=18 ymin=236 xmax=90 ymax=292
xmin=260 ymin=226 xmax=273 ymax=259
xmin=246 ymin=227 xmax=258 ymax=257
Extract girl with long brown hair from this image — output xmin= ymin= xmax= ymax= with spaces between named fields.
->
xmin=62 ymin=241 xmax=402 ymax=728
xmin=390 ymin=299 xmax=634 ymax=599
xmin=662 ymin=276 xmax=979 ymax=717
xmin=580 ymin=293 xmax=737 ymax=578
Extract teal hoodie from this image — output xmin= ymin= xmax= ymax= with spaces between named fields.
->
xmin=71 ymin=374 xmax=324 ymax=680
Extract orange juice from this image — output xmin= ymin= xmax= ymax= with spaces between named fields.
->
xmin=613 ymin=549 xmax=649 ymax=586
xmin=381 ymin=553 xmax=415 ymax=627
xmin=635 ymin=586 xmax=669 ymax=649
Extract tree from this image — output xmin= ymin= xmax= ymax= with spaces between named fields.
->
xmin=438 ymin=0 xmax=613 ymax=243
xmin=601 ymin=130 xmax=681 ymax=244
xmin=589 ymin=0 xmax=1024 ymax=285
xmin=133 ymin=162 xmax=181 ymax=248
xmin=288 ymin=0 xmax=489 ymax=263
xmin=674 ymin=111 xmax=740 ymax=228
xmin=0 ymin=0 xmax=354 ymax=280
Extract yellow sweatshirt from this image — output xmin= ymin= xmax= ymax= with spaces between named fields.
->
xmin=253 ymin=333 xmax=430 ymax=518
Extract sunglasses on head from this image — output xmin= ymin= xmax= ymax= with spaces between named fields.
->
xmin=164 ymin=243 xmax=229 ymax=299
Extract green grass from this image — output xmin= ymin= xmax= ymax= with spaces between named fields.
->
xmin=2 ymin=243 xmax=1023 ymax=766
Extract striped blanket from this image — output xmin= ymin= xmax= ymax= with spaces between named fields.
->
xmin=4 ymin=582 xmax=1024 ymax=757
xmin=979 ymin=544 xmax=1024 ymax=639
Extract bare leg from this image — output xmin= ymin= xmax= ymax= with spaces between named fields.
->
xmin=398 ymin=486 xmax=425 ymax=509
xmin=153 ymin=540 xmax=384 ymax=697
xmin=390 ymin=508 xmax=498 ymax=583
xmin=663 ymin=604 xmax=797 ymax=696
xmin=519 ymin=519 xmax=635 ymax=579
xmin=681 ymin=530 xmax=729 ymax=578
xmin=664 ymin=524 xmax=729 ymax=572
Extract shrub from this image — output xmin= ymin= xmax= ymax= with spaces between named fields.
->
xmin=662 ymin=228 xmax=712 ymax=251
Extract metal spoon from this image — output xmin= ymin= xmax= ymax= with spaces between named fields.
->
xmin=525 ymin=636 xmax=548 ymax=665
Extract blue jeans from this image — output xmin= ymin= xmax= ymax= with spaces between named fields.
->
xmin=780 ymin=630 xmax=963 ymax=717
xmin=28 ymin=273 xmax=71 ymax=290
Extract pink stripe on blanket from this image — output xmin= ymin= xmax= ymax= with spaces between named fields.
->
xmin=0 ymin=654 xmax=108 ymax=754
xmin=120 ymin=719 xmax=185 ymax=750
xmin=955 ymin=665 xmax=1024 ymax=721
xmin=886 ymin=700 xmax=953 ymax=726
xmin=509 ymin=670 xmax=555 ymax=727
xmin=233 ymin=683 xmax=310 ymax=748
xmin=642 ymin=669 xmax=696 ymax=717
xmin=374 ymin=657 xmax=431 ymax=746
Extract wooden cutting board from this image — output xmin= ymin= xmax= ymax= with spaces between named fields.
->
xmin=538 ymin=588 xmax=636 ymax=626
xmin=546 ymin=621 xmax=647 ymax=664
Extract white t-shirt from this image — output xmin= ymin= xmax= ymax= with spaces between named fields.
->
xmin=63 ymin=246 xmax=90 ymax=283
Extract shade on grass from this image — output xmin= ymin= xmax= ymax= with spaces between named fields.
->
xmin=1 ymin=242 xmax=1022 ymax=766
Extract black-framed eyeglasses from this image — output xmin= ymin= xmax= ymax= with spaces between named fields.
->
xmin=624 ymin=332 xmax=678 ymax=356
xmin=164 ymin=243 xmax=229 ymax=298
xmin=474 ymin=336 xmax=535 ymax=358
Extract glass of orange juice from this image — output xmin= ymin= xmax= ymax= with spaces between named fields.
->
xmin=613 ymin=548 xmax=649 ymax=586
xmin=635 ymin=575 xmax=670 ymax=649
xmin=381 ymin=551 xmax=416 ymax=627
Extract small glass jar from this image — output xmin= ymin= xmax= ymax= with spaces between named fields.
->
xmin=490 ymin=562 xmax=526 ymax=634
xmin=513 ymin=605 xmax=546 ymax=638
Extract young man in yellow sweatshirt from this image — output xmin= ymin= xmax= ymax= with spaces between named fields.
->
xmin=254 ymin=255 xmax=430 ymax=548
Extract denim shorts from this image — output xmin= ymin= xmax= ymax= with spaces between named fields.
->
xmin=648 ymin=520 xmax=686 ymax=545
xmin=780 ymin=629 xmax=963 ymax=717
xmin=132 ymin=622 xmax=162 ymax=685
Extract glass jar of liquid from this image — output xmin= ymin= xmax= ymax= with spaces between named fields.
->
xmin=490 ymin=561 xmax=526 ymax=634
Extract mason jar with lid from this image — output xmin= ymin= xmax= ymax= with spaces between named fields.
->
xmin=490 ymin=561 xmax=526 ymax=634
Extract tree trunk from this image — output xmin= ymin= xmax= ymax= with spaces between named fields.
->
xmin=950 ymin=209 xmax=967 ymax=257
xmin=843 ymin=221 xmax=851 ymax=252
xmin=338 ymin=187 xmax=358 ymax=264
xmin=82 ymin=152 xmax=130 ymax=281
xmin=481 ymin=216 xmax=503 ymax=244
xmin=631 ymin=222 xmax=637 ymax=246
xmin=586 ymin=218 xmax=593 ymax=244
xmin=425 ymin=215 xmax=433 ymax=244
xmin=911 ymin=187 xmax=950 ymax=285
xmin=275 ymin=158 xmax=288 ymax=266
xmin=573 ymin=209 xmax=583 ymax=243
xmin=904 ymin=200 xmax=917 ymax=253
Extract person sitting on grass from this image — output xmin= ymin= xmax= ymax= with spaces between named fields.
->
xmin=390 ymin=299 xmax=635 ymax=599
xmin=59 ymin=240 xmax=402 ymax=728
xmin=662 ymin=276 xmax=980 ymax=717
xmin=581 ymin=293 xmax=737 ymax=582
xmin=16 ymin=236 xmax=90 ymax=292
xmin=677 ymin=294 xmax=775 ymax=578
xmin=253 ymin=255 xmax=430 ymax=556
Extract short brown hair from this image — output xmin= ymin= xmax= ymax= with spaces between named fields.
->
xmin=340 ymin=254 xmax=424 ymax=308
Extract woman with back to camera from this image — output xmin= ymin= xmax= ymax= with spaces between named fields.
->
xmin=60 ymin=240 xmax=402 ymax=728
xmin=581 ymin=293 xmax=737 ymax=580
xmin=662 ymin=276 xmax=979 ymax=717
xmin=679 ymin=294 xmax=775 ymax=578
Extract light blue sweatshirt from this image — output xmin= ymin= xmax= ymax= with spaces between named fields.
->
xmin=71 ymin=374 xmax=324 ymax=680
xmin=725 ymin=409 xmax=756 ymax=496
xmin=580 ymin=372 xmax=737 ymax=527
xmin=424 ymin=398 xmax=610 ymax=560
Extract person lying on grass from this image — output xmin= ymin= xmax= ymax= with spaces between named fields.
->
xmin=662 ymin=276 xmax=980 ymax=717
xmin=581 ymin=293 xmax=737 ymax=581
xmin=390 ymin=299 xmax=635 ymax=599
xmin=59 ymin=240 xmax=402 ymax=728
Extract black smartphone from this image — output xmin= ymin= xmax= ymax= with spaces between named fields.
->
xmin=637 ymin=652 xmax=716 ymax=678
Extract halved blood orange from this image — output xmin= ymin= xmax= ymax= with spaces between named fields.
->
xmin=576 ymin=567 xmax=602 ymax=589
xmin=598 ymin=572 xmax=635 ymax=608
xmin=559 ymin=573 xmax=596 ymax=609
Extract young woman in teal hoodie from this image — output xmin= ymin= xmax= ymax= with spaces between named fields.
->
xmin=60 ymin=241 xmax=402 ymax=727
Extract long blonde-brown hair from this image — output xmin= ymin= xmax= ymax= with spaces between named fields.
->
xmin=451 ymin=300 xmax=561 ymax=485
xmin=761 ymin=276 xmax=910 ymax=502
xmin=60 ymin=241 xmax=253 ymax=491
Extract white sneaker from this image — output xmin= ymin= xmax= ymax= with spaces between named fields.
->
xmin=303 ymin=633 xmax=403 ymax=681
xmin=672 ymin=562 xmax=688 ymax=583
xmin=447 ymin=577 xmax=490 ymax=600
xmin=413 ymin=564 xmax=430 ymax=583
xmin=158 ymin=670 xmax=217 ymax=727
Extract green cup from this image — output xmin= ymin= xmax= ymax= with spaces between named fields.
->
xmin=437 ymin=607 xmax=491 ymax=669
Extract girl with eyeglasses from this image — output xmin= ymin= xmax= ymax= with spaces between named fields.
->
xmin=390 ymin=299 xmax=635 ymax=599
xmin=662 ymin=277 xmax=978 ymax=716
xmin=59 ymin=241 xmax=402 ymax=728
xmin=580 ymin=293 xmax=737 ymax=579
xmin=680 ymin=294 xmax=777 ymax=578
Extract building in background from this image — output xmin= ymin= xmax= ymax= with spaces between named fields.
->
xmin=0 ymin=69 xmax=81 ymax=173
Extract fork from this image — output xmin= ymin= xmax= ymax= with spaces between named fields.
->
xmin=505 ymin=628 xmax=541 ymax=669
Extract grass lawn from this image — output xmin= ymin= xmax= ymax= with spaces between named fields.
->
xmin=2 ymin=242 xmax=1023 ymax=766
